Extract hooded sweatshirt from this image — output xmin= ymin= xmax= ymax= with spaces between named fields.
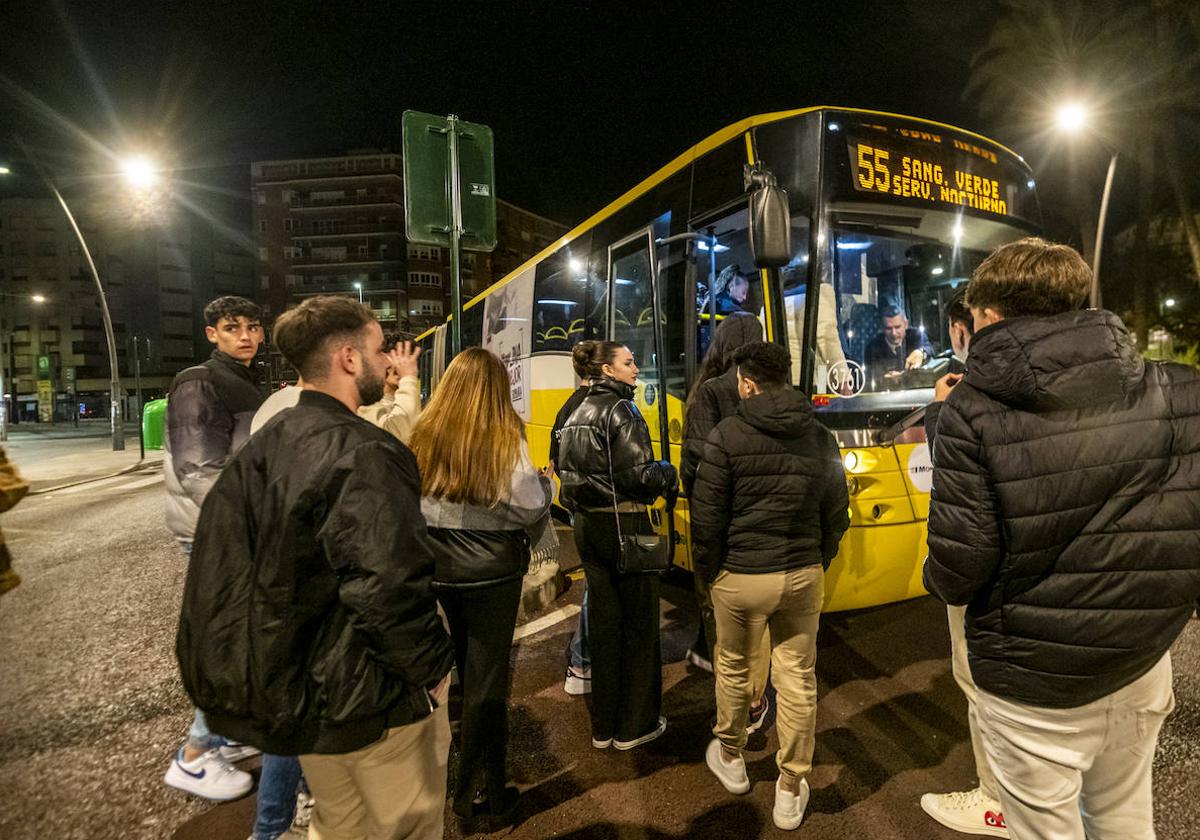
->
xmin=689 ymin=387 xmax=849 ymax=582
xmin=680 ymin=313 xmax=764 ymax=495
xmin=925 ymin=309 xmax=1200 ymax=708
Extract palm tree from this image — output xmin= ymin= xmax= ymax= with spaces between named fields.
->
xmin=966 ymin=0 xmax=1200 ymax=340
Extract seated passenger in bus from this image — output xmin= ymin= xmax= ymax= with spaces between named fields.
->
xmin=863 ymin=306 xmax=933 ymax=385
xmin=701 ymin=265 xmax=751 ymax=319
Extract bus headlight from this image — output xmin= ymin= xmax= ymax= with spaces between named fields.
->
xmin=843 ymin=451 xmax=859 ymax=472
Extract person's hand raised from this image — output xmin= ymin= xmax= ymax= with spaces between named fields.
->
xmin=385 ymin=340 xmax=421 ymax=381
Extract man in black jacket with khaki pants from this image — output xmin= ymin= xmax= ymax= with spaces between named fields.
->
xmin=925 ymin=238 xmax=1200 ymax=840
xmin=176 ymin=296 xmax=455 ymax=840
xmin=690 ymin=342 xmax=849 ymax=831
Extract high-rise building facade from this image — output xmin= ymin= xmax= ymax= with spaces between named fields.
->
xmin=251 ymin=151 xmax=567 ymax=347
xmin=0 ymin=196 xmax=254 ymax=422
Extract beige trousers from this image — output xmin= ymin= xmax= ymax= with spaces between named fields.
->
xmin=947 ymin=604 xmax=999 ymax=800
xmin=976 ymin=653 xmax=1174 ymax=840
xmin=300 ymin=704 xmax=451 ymax=840
xmin=711 ymin=565 xmax=823 ymax=779
xmin=695 ymin=570 xmax=772 ymax=700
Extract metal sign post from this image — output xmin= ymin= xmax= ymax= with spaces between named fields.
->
xmin=402 ymin=111 xmax=496 ymax=359
xmin=447 ymin=115 xmax=465 ymax=354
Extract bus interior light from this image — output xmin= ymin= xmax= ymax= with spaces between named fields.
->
xmin=696 ymin=241 xmax=729 ymax=252
xmin=1027 ymin=179 xmax=1036 ymax=189
xmin=537 ymin=299 xmax=577 ymax=306
xmin=568 ymin=258 xmax=584 ymax=273
xmin=836 ymin=240 xmax=872 ymax=251
xmin=931 ymin=266 xmax=944 ymax=276
xmin=828 ymin=122 xmax=841 ymax=132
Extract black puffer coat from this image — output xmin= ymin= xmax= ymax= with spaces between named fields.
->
xmin=690 ymin=387 xmax=850 ymax=581
xmin=925 ymin=310 xmax=1200 ymax=708
xmin=557 ymin=378 xmax=677 ymax=511
xmin=177 ymin=391 xmax=455 ymax=755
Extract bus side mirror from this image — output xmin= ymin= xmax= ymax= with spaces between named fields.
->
xmin=745 ymin=164 xmax=791 ymax=268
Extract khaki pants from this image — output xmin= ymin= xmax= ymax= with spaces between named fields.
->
xmin=694 ymin=571 xmax=772 ymax=699
xmin=976 ymin=653 xmax=1174 ymax=840
xmin=947 ymin=604 xmax=999 ymax=800
xmin=711 ymin=565 xmax=823 ymax=780
xmin=300 ymin=704 xmax=451 ymax=840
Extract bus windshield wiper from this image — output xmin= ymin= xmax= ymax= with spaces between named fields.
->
xmin=875 ymin=404 xmax=928 ymax=446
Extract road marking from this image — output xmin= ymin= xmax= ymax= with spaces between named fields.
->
xmin=120 ymin=475 xmax=164 ymax=491
xmin=513 ymin=604 xmax=581 ymax=642
xmin=51 ymin=475 xmax=134 ymax=495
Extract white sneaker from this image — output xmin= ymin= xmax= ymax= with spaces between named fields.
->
xmin=165 ymin=747 xmax=254 ymax=801
xmin=920 ymin=786 xmax=1010 ymax=837
xmin=613 ymin=716 xmax=667 ymax=750
xmin=705 ymin=739 xmax=750 ymax=794
xmin=773 ymin=776 xmax=810 ymax=830
xmin=218 ymin=741 xmax=261 ymax=763
xmin=686 ymin=648 xmax=714 ymax=673
xmin=564 ymin=667 xmax=592 ymax=695
xmin=292 ymin=790 xmax=315 ymax=829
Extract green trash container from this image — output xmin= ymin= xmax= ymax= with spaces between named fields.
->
xmin=142 ymin=398 xmax=168 ymax=451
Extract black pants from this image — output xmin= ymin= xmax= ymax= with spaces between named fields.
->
xmin=574 ymin=511 xmax=662 ymax=742
xmin=436 ymin=576 xmax=523 ymax=814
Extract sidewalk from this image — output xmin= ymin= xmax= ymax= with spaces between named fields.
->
xmin=3 ymin=422 xmax=160 ymax=491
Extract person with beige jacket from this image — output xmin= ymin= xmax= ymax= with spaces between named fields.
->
xmin=358 ymin=340 xmax=422 ymax=442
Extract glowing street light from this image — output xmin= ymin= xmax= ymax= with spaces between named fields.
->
xmin=0 ymin=165 xmax=11 ymax=175
xmin=31 ymin=294 xmax=46 ymax=304
xmin=1165 ymin=298 xmax=1177 ymax=308
xmin=120 ymin=155 xmax=159 ymax=190
xmin=353 ymin=281 xmax=363 ymax=303
xmin=1055 ymin=103 xmax=1089 ymax=134
xmin=1054 ymin=101 xmax=1116 ymax=310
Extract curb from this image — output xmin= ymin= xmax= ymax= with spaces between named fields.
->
xmin=30 ymin=459 xmax=164 ymax=496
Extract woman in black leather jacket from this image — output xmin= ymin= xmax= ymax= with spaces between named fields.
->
xmin=408 ymin=348 xmax=554 ymax=831
xmin=557 ymin=341 xmax=678 ymax=751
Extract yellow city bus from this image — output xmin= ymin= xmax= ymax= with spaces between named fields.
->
xmin=416 ymin=106 xmax=1041 ymax=612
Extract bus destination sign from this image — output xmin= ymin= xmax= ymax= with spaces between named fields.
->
xmin=845 ymin=124 xmax=1015 ymax=217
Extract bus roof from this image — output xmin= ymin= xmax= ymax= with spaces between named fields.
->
xmin=417 ymin=106 xmax=1025 ymax=341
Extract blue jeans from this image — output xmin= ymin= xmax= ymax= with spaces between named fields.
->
xmin=253 ymin=755 xmax=304 ymax=840
xmin=568 ymin=584 xmax=591 ymax=672
xmin=180 ymin=541 xmax=228 ymax=753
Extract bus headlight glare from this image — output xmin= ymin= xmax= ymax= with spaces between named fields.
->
xmin=843 ymin=451 xmax=859 ymax=472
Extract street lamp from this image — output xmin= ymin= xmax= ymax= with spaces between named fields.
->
xmin=1054 ymin=102 xmax=1118 ymax=310
xmin=13 ymin=143 xmax=165 ymax=451
xmin=353 ymin=281 xmax=363 ymax=303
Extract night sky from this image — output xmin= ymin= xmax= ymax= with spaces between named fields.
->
xmin=0 ymin=0 xmax=1111 ymax=233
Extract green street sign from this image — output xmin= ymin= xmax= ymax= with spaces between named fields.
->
xmin=402 ymin=111 xmax=497 ymax=251
xmin=37 ymin=355 xmax=50 ymax=375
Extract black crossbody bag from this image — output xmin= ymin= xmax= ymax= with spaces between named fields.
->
xmin=603 ymin=401 xmax=671 ymax=575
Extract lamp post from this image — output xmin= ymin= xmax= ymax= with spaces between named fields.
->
xmin=13 ymin=144 xmax=166 ymax=451
xmin=353 ymin=281 xmax=363 ymax=303
xmin=1055 ymin=103 xmax=1118 ymax=310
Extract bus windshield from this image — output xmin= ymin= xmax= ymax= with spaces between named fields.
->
xmin=806 ymin=204 xmax=1035 ymax=417
xmin=801 ymin=113 xmax=1040 ymax=423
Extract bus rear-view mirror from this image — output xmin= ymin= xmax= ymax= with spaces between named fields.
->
xmin=745 ymin=164 xmax=791 ymax=268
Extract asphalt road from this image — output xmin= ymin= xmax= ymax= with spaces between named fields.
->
xmin=0 ymin=471 xmax=1196 ymax=840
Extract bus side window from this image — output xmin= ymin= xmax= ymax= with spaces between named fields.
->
xmin=531 ymin=236 xmax=604 ymax=351
xmin=691 ymin=207 xmax=765 ymax=363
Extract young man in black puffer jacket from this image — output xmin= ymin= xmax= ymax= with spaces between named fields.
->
xmin=925 ymin=237 xmax=1200 ymax=840
xmin=690 ymin=341 xmax=849 ymax=831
